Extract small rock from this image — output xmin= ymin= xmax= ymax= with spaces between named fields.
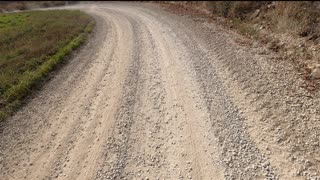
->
xmin=250 ymin=9 xmax=260 ymax=19
xmin=311 ymin=68 xmax=320 ymax=79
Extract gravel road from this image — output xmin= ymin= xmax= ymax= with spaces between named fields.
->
xmin=1 ymin=2 xmax=319 ymax=180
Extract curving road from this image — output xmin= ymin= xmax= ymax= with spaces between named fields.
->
xmin=1 ymin=2 xmax=319 ymax=180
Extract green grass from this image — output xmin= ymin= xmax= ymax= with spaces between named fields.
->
xmin=0 ymin=10 xmax=95 ymax=120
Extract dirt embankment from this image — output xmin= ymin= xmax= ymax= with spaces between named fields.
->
xmin=158 ymin=1 xmax=320 ymax=92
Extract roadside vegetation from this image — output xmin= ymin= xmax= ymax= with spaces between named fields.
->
xmin=208 ymin=1 xmax=320 ymax=89
xmin=169 ymin=1 xmax=320 ymax=40
xmin=0 ymin=1 xmax=79 ymax=12
xmin=202 ymin=2 xmax=319 ymax=39
xmin=0 ymin=10 xmax=95 ymax=120
xmin=160 ymin=1 xmax=320 ymax=90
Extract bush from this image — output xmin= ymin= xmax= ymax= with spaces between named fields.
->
xmin=270 ymin=1 xmax=320 ymax=36
xmin=228 ymin=1 xmax=265 ymax=20
xmin=210 ymin=1 xmax=233 ymax=17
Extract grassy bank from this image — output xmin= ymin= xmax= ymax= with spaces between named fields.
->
xmin=0 ymin=10 xmax=95 ymax=120
xmin=0 ymin=1 xmax=79 ymax=12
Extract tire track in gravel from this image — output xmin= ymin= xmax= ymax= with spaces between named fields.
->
xmin=59 ymin=9 xmax=132 ymax=180
xmin=0 ymin=11 xmax=111 ymax=180
xmin=188 ymin=20 xmax=320 ymax=179
xmin=0 ymin=4 xmax=134 ymax=180
xmin=203 ymin=30 xmax=320 ymax=179
xmin=132 ymin=4 xmax=279 ymax=179
xmin=148 ymin=20 xmax=225 ymax=180
xmin=113 ymin=17 xmax=171 ymax=179
xmin=94 ymin=10 xmax=142 ymax=180
xmin=27 ymin=13 xmax=117 ymax=180
xmin=152 ymin=3 xmax=320 ymax=179
xmin=95 ymin=4 xmax=225 ymax=179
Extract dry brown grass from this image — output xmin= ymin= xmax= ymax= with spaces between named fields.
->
xmin=269 ymin=2 xmax=320 ymax=37
xmin=158 ymin=1 xmax=320 ymax=92
xmin=162 ymin=1 xmax=320 ymax=38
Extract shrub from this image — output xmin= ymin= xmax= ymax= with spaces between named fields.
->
xmin=228 ymin=1 xmax=265 ymax=20
xmin=270 ymin=1 xmax=320 ymax=36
